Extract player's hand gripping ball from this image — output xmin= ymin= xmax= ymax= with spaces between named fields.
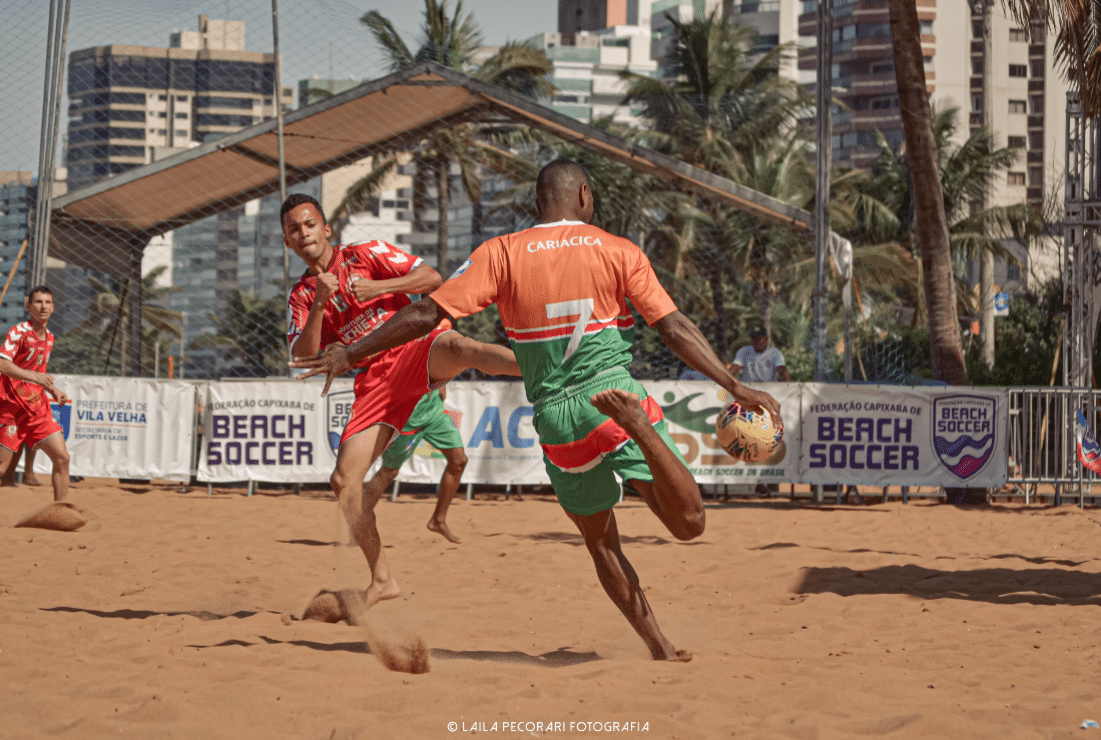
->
xmin=715 ymin=400 xmax=785 ymax=464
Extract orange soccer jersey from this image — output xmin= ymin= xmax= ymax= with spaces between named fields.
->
xmin=431 ymin=220 xmax=676 ymax=403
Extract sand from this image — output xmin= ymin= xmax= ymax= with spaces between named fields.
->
xmin=2 ymin=479 xmax=1101 ymax=739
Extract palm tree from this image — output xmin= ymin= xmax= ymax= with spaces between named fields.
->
xmin=859 ymin=107 xmax=1042 ymax=328
xmin=339 ymin=0 xmax=553 ymax=274
xmin=72 ymin=265 xmax=183 ymax=376
xmin=192 ymin=289 xmax=286 ymax=377
xmin=622 ymin=13 xmax=810 ymax=357
xmin=622 ymin=12 xmax=807 ymax=175
xmin=888 ymin=0 xmax=969 ymax=386
xmin=1001 ymin=0 xmax=1101 ymax=116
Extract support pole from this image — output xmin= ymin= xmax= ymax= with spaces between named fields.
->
xmin=30 ymin=0 xmax=72 ymax=287
xmin=813 ymin=0 xmax=834 ymax=381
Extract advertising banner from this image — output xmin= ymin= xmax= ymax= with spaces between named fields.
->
xmin=800 ymin=384 xmax=1007 ymax=486
xmin=656 ymin=381 xmax=800 ymax=484
xmin=199 ymin=379 xmax=350 ymax=483
xmin=31 ymin=375 xmax=197 ymax=481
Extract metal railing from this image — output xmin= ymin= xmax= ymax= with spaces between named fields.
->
xmin=1005 ymin=387 xmax=1100 ymax=507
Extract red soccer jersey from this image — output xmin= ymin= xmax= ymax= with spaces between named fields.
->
xmin=0 ymin=321 xmax=54 ymax=411
xmin=286 ymin=240 xmax=424 ymax=369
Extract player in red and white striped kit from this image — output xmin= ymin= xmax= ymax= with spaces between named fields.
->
xmin=0 ymin=286 xmax=71 ymax=502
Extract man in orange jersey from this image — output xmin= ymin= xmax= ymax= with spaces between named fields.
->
xmin=292 ymin=161 xmax=781 ymax=660
xmin=282 ymin=194 xmax=519 ymax=612
xmin=0 ymin=286 xmax=71 ymax=502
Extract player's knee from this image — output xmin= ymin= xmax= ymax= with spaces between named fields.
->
xmin=447 ymin=452 xmax=467 ymax=475
xmin=674 ymin=508 xmax=706 ymax=541
xmin=329 ymin=469 xmax=345 ymax=493
xmin=51 ymin=449 xmax=70 ymax=471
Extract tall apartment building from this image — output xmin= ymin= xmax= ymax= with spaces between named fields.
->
xmin=531 ymin=26 xmax=658 ymax=125
xmin=0 ymin=172 xmax=35 ymax=329
xmin=64 ymin=16 xmax=295 ymax=378
xmin=66 ymin=16 xmax=291 ymax=189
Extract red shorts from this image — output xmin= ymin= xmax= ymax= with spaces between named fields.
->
xmin=0 ymin=400 xmax=62 ymax=452
xmin=340 ymin=325 xmax=452 ymax=448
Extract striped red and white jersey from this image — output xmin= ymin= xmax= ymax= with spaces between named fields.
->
xmin=286 ymin=240 xmax=424 ymax=370
xmin=0 ymin=321 xmax=54 ymax=410
xmin=430 ymin=220 xmax=676 ymax=403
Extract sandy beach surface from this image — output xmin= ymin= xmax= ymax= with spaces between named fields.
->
xmin=2 ymin=479 xmax=1100 ymax=739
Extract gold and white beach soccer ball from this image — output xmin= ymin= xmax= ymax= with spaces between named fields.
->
xmin=715 ymin=401 xmax=785 ymax=465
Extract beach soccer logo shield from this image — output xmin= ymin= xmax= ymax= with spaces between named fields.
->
xmin=931 ymin=394 xmax=996 ymax=481
xmin=50 ymin=402 xmax=71 ymax=441
xmin=325 ymin=390 xmax=355 ymax=458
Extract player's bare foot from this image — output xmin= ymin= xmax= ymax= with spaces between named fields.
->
xmin=363 ymin=575 xmax=401 ymax=609
xmin=427 ymin=517 xmax=462 ymax=544
xmin=22 ymin=473 xmax=42 ymax=487
xmin=590 ymin=388 xmax=650 ymax=436
xmin=0 ymin=477 xmax=14 ymax=487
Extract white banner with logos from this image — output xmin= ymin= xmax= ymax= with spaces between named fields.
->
xmin=801 ymin=384 xmax=1007 ymax=486
xmin=187 ymin=379 xmax=1010 ymax=488
xmin=25 ymin=375 xmax=197 ymax=481
xmin=199 ymin=379 xmax=349 ymax=483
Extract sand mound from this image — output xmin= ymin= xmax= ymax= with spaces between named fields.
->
xmin=14 ymin=502 xmax=92 ymax=531
xmin=301 ymin=588 xmax=429 ymax=674
xmin=301 ymin=589 xmax=348 ymax=623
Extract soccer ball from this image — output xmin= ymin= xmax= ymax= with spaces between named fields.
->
xmin=715 ymin=400 xmax=785 ymax=464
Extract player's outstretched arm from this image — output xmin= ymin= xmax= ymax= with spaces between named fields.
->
xmin=290 ymin=299 xmax=452 ymax=394
xmin=654 ymin=311 xmax=781 ymax=420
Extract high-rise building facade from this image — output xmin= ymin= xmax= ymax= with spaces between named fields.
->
xmin=63 ymin=16 xmax=294 ymax=378
xmin=0 ymin=172 xmax=35 ymax=329
xmin=530 ymin=27 xmax=658 ymax=125
xmin=66 ymin=16 xmax=291 ymax=190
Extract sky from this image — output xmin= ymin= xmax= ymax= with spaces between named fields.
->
xmin=1 ymin=0 xmax=557 ymax=175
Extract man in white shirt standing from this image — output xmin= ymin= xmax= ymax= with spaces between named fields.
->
xmin=728 ymin=326 xmax=789 ymax=497
xmin=729 ymin=326 xmax=790 ymax=383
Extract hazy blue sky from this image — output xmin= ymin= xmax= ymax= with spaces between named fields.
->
xmin=2 ymin=0 xmax=557 ymax=175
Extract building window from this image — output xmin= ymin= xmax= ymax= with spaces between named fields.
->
xmin=1008 ymin=172 xmax=1026 ymax=185
xmin=1009 ymin=28 xmax=1029 ymax=42
xmin=972 ymin=21 xmax=983 ymax=39
xmin=1009 ymin=64 xmax=1027 ymax=77
xmin=870 ymin=62 xmax=894 ymax=74
xmin=174 ymin=112 xmax=188 ymax=119
xmin=1030 ymin=95 xmax=1044 ymax=113
xmin=1030 ymin=60 xmax=1045 ymax=77
xmin=1009 ymin=99 xmax=1027 ymax=113
xmin=157 ymin=129 xmax=167 ymax=135
xmin=1029 ymin=131 xmax=1044 ymax=149
xmin=1008 ymin=136 xmax=1026 ymax=148
xmin=176 ymin=95 xmax=188 ymax=102
xmin=174 ymin=129 xmax=188 ymax=137
xmin=971 ymin=95 xmax=983 ymax=111
xmin=156 ymin=111 xmax=166 ymax=118
xmin=1029 ymin=166 xmax=1043 ymax=186
xmin=972 ymin=59 xmax=984 ymax=75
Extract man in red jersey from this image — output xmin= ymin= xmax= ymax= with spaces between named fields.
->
xmin=0 ymin=286 xmax=71 ymax=502
xmin=291 ymin=161 xmax=781 ymax=661
xmin=282 ymin=194 xmax=519 ymax=611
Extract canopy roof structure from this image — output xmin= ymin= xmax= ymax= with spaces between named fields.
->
xmin=49 ymin=61 xmax=812 ymax=275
